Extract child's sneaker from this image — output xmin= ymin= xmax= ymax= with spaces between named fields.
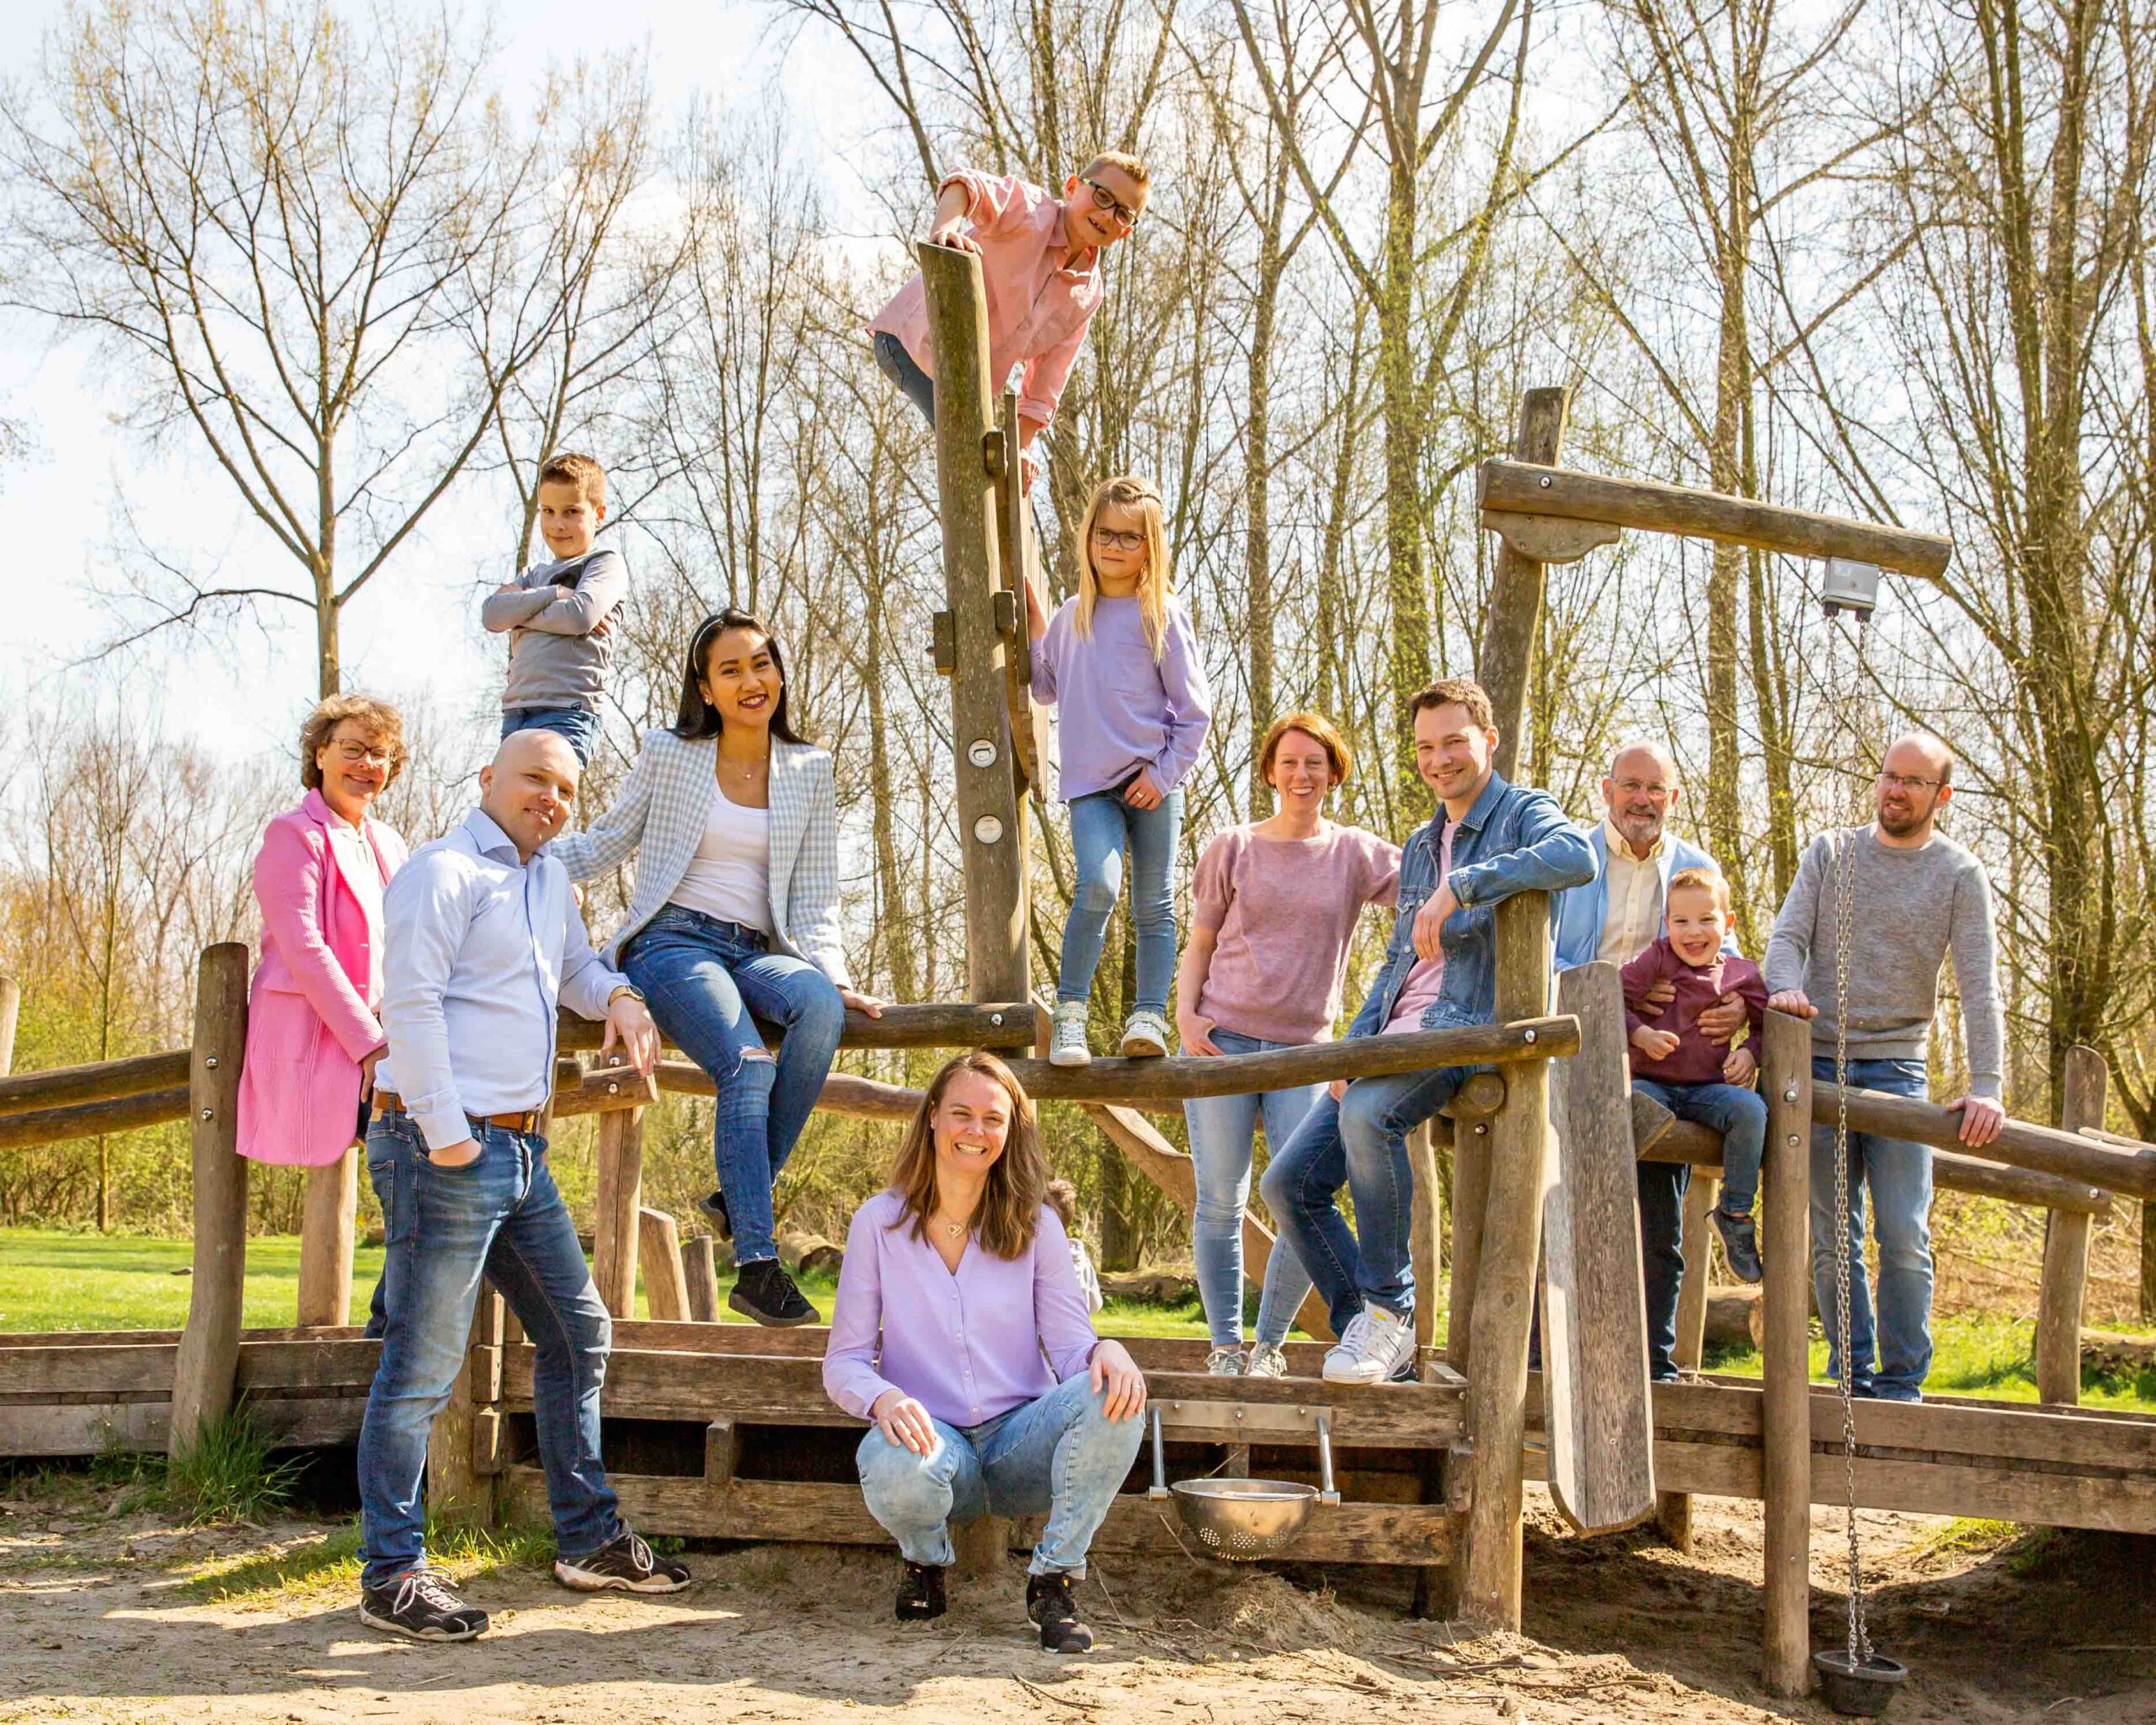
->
xmin=1204 ymin=1346 xmax=1246 ymax=1376
xmin=1118 ymin=1010 xmax=1171 ymax=1057
xmin=1712 ymin=1205 xmax=1764 ymax=1284
xmin=1049 ymin=1001 xmax=1091 ymax=1068
xmin=1322 ymin=1304 xmax=1416 ymax=1385
xmin=1245 ymin=1343 xmax=1289 ymax=1380
xmin=895 ymin=1559 xmax=947 ymax=1622
xmin=1027 ymin=1570 xmax=1095 ymax=1653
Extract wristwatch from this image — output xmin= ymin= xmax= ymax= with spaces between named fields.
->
xmin=607 ymin=983 xmax=647 ymax=1007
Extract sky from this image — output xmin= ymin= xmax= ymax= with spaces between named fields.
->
xmin=3 ymin=0 xmax=874 ymax=768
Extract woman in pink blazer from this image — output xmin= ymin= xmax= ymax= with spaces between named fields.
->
xmin=237 ymin=695 xmax=411 ymax=1167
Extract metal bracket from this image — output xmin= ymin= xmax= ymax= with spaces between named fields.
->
xmin=1481 ymin=508 xmax=1623 ymax=565
xmin=992 ymin=588 xmax=1018 ymax=641
xmin=982 ymin=428 xmax=1007 ymax=481
xmin=930 ymin=611 xmax=955 ymax=675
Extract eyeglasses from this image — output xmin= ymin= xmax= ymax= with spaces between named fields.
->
xmin=1877 ymin=772 xmax=1943 ymax=792
xmin=1081 ymin=178 xmax=1141 ymax=231
xmin=1091 ymin=526 xmax=1146 ymax=551
xmin=331 ymin=740 xmax=392 ymax=768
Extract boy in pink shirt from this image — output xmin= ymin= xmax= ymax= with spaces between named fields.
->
xmin=1621 ymin=868 xmax=1771 ymax=1286
xmin=867 ymin=153 xmax=1150 ymax=486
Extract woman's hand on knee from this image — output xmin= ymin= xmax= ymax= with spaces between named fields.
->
xmin=1089 ymin=1340 xmax=1147 ymax=1421
xmin=871 ymin=1389 xmax=937 ymax=1455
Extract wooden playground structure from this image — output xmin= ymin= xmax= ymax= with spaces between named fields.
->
xmin=4 ymin=247 xmax=2156 ymax=1701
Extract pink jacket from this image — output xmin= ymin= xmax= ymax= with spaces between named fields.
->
xmin=237 ymin=791 xmax=408 ymax=1167
xmin=867 ymin=169 xmax=1105 ymax=428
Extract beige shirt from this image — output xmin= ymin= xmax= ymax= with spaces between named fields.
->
xmin=1596 ymin=816 xmax=1668 ymax=965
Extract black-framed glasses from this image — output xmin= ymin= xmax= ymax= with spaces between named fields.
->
xmin=1081 ymin=177 xmax=1141 ymax=231
xmin=1877 ymin=771 xmax=1943 ymax=792
xmin=1090 ymin=526 xmax=1146 ymax=551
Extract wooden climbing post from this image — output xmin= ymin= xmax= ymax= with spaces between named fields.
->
xmin=2035 ymin=1046 xmax=2105 ymax=1405
xmin=1760 ymin=1007 xmax=1813 ymax=1696
xmin=297 ymin=1151 xmax=358 ymax=1327
xmin=683 ymin=1235 xmax=722 ymax=1322
xmin=1457 ymin=891 xmax=1556 ymax=1630
xmin=919 ymin=241 xmax=1028 ymax=1003
xmin=1657 ymin=1163 xmax=1721 ymax=1550
xmin=170 ymin=943 xmax=250 ymax=1457
xmin=1477 ymin=387 xmax=1572 ymax=782
xmin=593 ymin=1106 xmax=646 ymax=1318
xmin=639 ymin=1207 xmax=691 ymax=1322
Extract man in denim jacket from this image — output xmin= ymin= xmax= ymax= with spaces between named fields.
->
xmin=1261 ymin=678 xmax=1593 ymax=1385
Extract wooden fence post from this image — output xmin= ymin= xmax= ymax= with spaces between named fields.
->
xmin=296 ymin=1151 xmax=358 ymax=1327
xmin=593 ymin=1107 xmax=646 ymax=1318
xmin=683 ymin=1235 xmax=722 ymax=1322
xmin=430 ymin=1284 xmax=504 ymax=1529
xmin=1760 ymin=1008 xmax=1813 ymax=1696
xmin=1657 ymin=1167 xmax=1721 ymax=1550
xmin=1477 ymin=387 xmax=1572 ymax=782
xmin=1457 ymin=891 xmax=1554 ymax=1631
xmin=639 ymin=1208 xmax=691 ymax=1322
xmin=170 ymin=943 xmax=250 ymax=1456
xmin=2035 ymin=1047 xmax=2106 ymax=1405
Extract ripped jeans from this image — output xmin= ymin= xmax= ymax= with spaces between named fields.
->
xmin=622 ymin=905 xmax=845 ymax=1265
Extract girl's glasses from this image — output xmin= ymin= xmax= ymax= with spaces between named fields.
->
xmin=1091 ymin=526 xmax=1146 ymax=551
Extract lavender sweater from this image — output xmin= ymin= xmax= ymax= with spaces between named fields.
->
xmin=1031 ymin=595 xmax=1213 ymax=801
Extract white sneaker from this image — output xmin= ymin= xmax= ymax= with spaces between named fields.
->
xmin=1245 ymin=1343 xmax=1289 ymax=1380
xmin=1119 ymin=1010 xmax=1171 ymax=1057
xmin=1204 ymin=1346 xmax=1246 ymax=1376
xmin=1049 ymin=1001 xmax=1091 ymax=1068
xmin=1322 ymin=1304 xmax=1416 ymax=1385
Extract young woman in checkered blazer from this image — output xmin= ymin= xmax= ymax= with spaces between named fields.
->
xmin=552 ymin=609 xmax=883 ymax=1326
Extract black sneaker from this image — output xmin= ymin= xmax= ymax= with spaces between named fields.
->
xmin=729 ymin=1258 xmax=819 ymax=1327
xmin=1712 ymin=1205 xmax=1764 ymax=1284
xmin=359 ymin=1567 xmax=488 ymax=1641
xmin=1026 ymin=1571 xmax=1094 ymax=1654
xmin=896 ymin=1559 xmax=947 ymax=1622
xmin=554 ymin=1529 xmax=693 ymax=1594
xmin=697 ymin=1188 xmax=733 ymax=1242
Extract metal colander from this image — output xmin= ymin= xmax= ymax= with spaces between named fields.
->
xmin=1169 ymin=1477 xmax=1319 ymax=1559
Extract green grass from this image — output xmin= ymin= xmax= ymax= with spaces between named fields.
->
xmin=1706 ymin=1310 xmax=2156 ymax=1412
xmin=183 ymin=1514 xmax=558 ymax=1605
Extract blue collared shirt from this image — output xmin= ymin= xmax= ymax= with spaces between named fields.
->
xmin=375 ymin=809 xmax=626 ymax=1150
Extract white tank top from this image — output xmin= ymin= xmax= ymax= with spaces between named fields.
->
xmin=667 ymin=786 xmax=774 ymax=932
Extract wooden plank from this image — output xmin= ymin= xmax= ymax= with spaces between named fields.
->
xmin=0 ymin=1400 xmax=171 ymax=1457
xmin=682 ymin=1236 xmax=721 ymax=1323
xmin=233 ymin=1336 xmax=382 ymax=1391
xmin=1478 ymin=387 xmax=1571 ymax=781
xmin=638 ymin=1208 xmax=690 ymax=1322
xmin=1476 ymin=459 xmax=1954 ymax=580
xmin=1540 ymin=963 xmax=1654 ymax=1534
xmin=0 ymin=1048 xmax=189 ymax=1115
xmin=1406 ymin=1121 xmax=1443 ymax=1360
xmin=1759 ymin=1009 xmax=1813 ymax=1697
xmin=0 ymin=1084 xmax=189 ymax=1151
xmin=170 ymin=944 xmax=249 ymax=1457
xmin=703 ymin=1418 xmax=739 ymax=1493
xmin=1657 ymin=1167 xmax=1720 ymax=1549
xmin=504 ymin=1469 xmax=1457 ymax=1566
xmin=1008 ymin=1016 xmax=1577 ymax=1105
xmin=656 ymin=1061 xmax=921 ymax=1123
xmin=0 ymin=1343 xmax=178 ymax=1397
xmin=592 ymin=1106 xmax=645 ymax=1318
xmin=2035 ymin=1048 xmax=2105 ymax=1404
xmin=296 ymin=1148 xmax=359 ymax=1327
xmin=584 ymin=1322 xmax=1342 ymax=1378
xmin=557 ymin=1000 xmax=1038 ymax=1054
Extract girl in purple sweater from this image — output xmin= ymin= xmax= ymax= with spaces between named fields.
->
xmin=1025 ymin=475 xmax=1213 ymax=1066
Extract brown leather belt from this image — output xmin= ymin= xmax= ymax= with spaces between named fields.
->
xmin=372 ymin=1091 xmax=543 ymax=1135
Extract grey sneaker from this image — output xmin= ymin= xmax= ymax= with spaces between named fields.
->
xmin=1119 ymin=1010 xmax=1171 ymax=1057
xmin=359 ymin=1567 xmax=488 ymax=1642
xmin=1049 ymin=1001 xmax=1092 ymax=1068
xmin=1204 ymin=1346 xmax=1246 ymax=1376
xmin=1245 ymin=1343 xmax=1289 ymax=1380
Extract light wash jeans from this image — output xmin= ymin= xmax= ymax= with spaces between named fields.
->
xmin=1809 ymin=1055 xmax=1933 ymax=1401
xmin=1056 ymin=786 xmax=1182 ymax=1016
xmin=358 ymin=1111 xmax=619 ymax=1589
xmin=872 ymin=330 xmax=937 ymax=427
xmin=501 ymin=703 xmax=600 ymax=766
xmin=856 ymin=1376 xmax=1144 ymax=1577
xmin=1260 ymin=1063 xmax=1470 ymax=1335
xmin=1631 ymin=1076 xmax=1769 ymax=1381
xmin=1182 ymin=1028 xmax=1319 ymax=1350
xmin=622 ymin=905 xmax=846 ymax=1265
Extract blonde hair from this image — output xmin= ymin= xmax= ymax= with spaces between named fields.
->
xmin=1260 ymin=711 xmax=1355 ymax=788
xmin=298 ymin=695 xmax=408 ymax=793
xmin=1083 ymin=148 xmax=1152 ymax=188
xmin=885 ymin=1052 xmax=1049 ymax=1261
xmin=536 ymin=450 xmax=606 ymax=509
xmin=1075 ymin=474 xmax=1173 ymax=661
xmin=1667 ymin=866 xmax=1731 ymax=913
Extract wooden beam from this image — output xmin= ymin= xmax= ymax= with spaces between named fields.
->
xmin=592 ymin=1107 xmax=645 ymax=1318
xmin=993 ymin=391 xmax=1050 ymax=793
xmin=1477 ymin=460 xmax=1954 ymax=580
xmin=1815 ymin=1080 xmax=2153 ymax=1199
xmin=638 ymin=1209 xmax=691 ymax=1322
xmin=0 ymin=1047 xmax=189 ymax=1114
xmin=655 ymin=1061 xmax=921 ymax=1123
xmin=2036 ymin=1049 xmax=2106 ymax=1405
xmin=682 ymin=1236 xmax=721 ymax=1323
xmin=1478 ymin=389 xmax=1571 ymax=781
xmin=0 ymin=1085 xmax=189 ymax=1151
xmin=169 ymin=944 xmax=249 ymax=1459
xmin=557 ymin=999 xmax=1037 ymax=1054
xmin=1759 ymin=1009 xmax=1813 ymax=1697
xmin=1657 ymin=1167 xmax=1721 ymax=1551
xmin=548 ymin=1064 xmax=660 ymax=1120
xmin=296 ymin=1150 xmax=358 ymax=1327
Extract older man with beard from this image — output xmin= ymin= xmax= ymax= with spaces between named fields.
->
xmin=1553 ymin=741 xmax=1744 ymax=1381
xmin=1765 ymin=733 xmax=2004 ymax=1404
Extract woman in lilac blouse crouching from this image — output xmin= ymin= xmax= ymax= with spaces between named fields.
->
xmin=823 ymin=1052 xmax=1147 ymax=1653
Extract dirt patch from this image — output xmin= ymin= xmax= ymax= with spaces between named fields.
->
xmin=2 ymin=1484 xmax=2151 ymax=1723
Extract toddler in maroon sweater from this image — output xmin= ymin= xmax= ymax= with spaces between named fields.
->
xmin=1620 ymin=869 xmax=1770 ymax=1282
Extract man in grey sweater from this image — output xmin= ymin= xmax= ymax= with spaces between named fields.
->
xmin=1763 ymin=733 xmax=2005 ymax=1402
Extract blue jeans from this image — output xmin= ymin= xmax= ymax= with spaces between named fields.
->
xmin=502 ymin=704 xmax=600 ymax=765
xmin=873 ymin=331 xmax=937 ymax=427
xmin=1811 ymin=1055 xmax=1933 ymax=1401
xmin=358 ymin=1112 xmax=619 ymax=1589
xmin=1182 ymin=1028 xmax=1319 ymax=1349
xmin=1260 ymin=1062 xmax=1470 ymax=1334
xmin=856 ymin=1376 xmax=1144 ymax=1577
xmin=622 ymin=905 xmax=845 ymax=1264
xmin=1057 ymin=787 xmax=1182 ymax=1016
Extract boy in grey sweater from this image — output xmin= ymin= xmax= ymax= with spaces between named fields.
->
xmin=481 ymin=451 xmax=628 ymax=765
xmin=1763 ymin=733 xmax=2005 ymax=1403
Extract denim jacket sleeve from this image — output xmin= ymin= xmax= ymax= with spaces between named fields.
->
xmin=1448 ymin=789 xmax=1597 ymax=908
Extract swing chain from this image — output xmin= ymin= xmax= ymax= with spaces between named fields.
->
xmin=1833 ymin=802 xmax=1874 ymax=1665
